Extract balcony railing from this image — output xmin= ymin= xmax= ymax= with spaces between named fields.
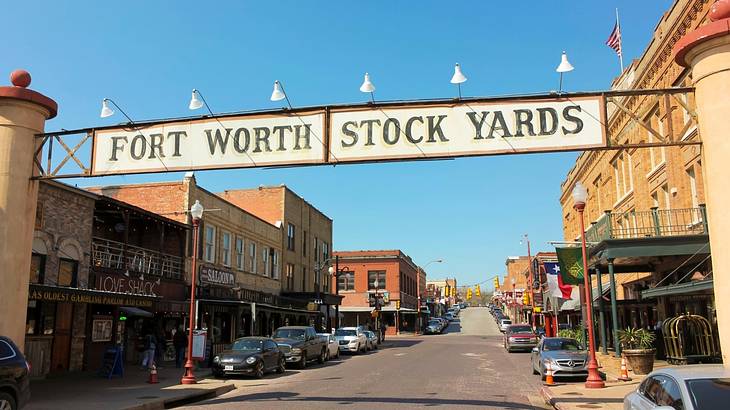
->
xmin=92 ymin=237 xmax=183 ymax=280
xmin=585 ymin=206 xmax=708 ymax=243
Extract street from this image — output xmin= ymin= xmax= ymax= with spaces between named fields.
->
xmin=181 ymin=307 xmax=546 ymax=409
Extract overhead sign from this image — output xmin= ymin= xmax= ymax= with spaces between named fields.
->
xmin=89 ymin=96 xmax=605 ymax=176
xmin=92 ymin=111 xmax=326 ymax=175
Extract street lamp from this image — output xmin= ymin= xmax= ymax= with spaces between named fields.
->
xmin=511 ymin=278 xmax=517 ymax=322
xmin=327 ymin=256 xmax=352 ymax=329
xmin=182 ymin=200 xmax=204 ymax=385
xmin=416 ymin=259 xmax=443 ymax=335
xmin=572 ymin=182 xmax=605 ymax=389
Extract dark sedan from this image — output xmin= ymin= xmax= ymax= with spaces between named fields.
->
xmin=0 ymin=336 xmax=30 ymax=410
xmin=212 ymin=337 xmax=285 ymax=378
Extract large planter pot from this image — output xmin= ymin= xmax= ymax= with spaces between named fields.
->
xmin=623 ymin=349 xmax=656 ymax=375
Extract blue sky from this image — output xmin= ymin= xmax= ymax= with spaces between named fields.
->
xmin=4 ymin=0 xmax=671 ymax=290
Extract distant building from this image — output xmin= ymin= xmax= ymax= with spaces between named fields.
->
xmin=333 ymin=250 xmax=424 ymax=335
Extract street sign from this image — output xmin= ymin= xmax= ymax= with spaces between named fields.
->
xmin=75 ymin=96 xmax=606 ymax=177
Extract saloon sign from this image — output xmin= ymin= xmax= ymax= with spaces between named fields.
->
xmin=200 ymin=266 xmax=236 ymax=287
xmin=91 ymin=97 xmax=604 ymax=175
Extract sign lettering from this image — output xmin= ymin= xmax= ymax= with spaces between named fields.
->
xmin=200 ymin=265 xmax=236 ymax=287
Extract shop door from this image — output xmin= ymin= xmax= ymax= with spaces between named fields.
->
xmin=51 ymin=302 xmax=73 ymax=372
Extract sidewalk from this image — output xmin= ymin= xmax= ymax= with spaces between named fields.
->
xmin=26 ymin=366 xmax=235 ymax=410
xmin=541 ymin=352 xmax=669 ymax=410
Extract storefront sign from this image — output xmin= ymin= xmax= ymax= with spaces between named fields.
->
xmin=96 ymin=273 xmax=158 ymax=297
xmin=28 ymin=285 xmax=154 ymax=307
xmin=89 ymin=97 xmax=605 ymax=176
xmin=200 ymin=265 xmax=236 ymax=287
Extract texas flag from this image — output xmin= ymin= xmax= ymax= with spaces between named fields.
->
xmin=544 ymin=262 xmax=574 ymax=299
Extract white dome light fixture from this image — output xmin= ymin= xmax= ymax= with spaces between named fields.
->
xmin=270 ymin=80 xmax=293 ymax=109
xmin=359 ymin=72 xmax=375 ymax=102
xmin=100 ymin=99 xmax=114 ymax=118
xmin=555 ymin=51 xmax=575 ymax=93
xmin=188 ymin=89 xmax=204 ymax=110
xmin=450 ymin=63 xmax=468 ymax=99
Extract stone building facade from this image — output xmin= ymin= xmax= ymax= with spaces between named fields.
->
xmin=26 ymin=181 xmax=96 ymax=376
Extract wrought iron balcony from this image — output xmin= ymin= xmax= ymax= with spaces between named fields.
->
xmin=585 ymin=205 xmax=708 ymax=243
xmin=92 ymin=237 xmax=183 ymax=280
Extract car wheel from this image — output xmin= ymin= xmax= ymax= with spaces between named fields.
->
xmin=0 ymin=392 xmax=17 ymax=410
xmin=254 ymin=362 xmax=265 ymax=379
xmin=532 ymin=364 xmax=539 ymax=375
xmin=277 ymin=357 xmax=286 ymax=374
xmin=325 ymin=349 xmax=330 ymax=361
xmin=299 ymin=352 xmax=307 ymax=369
xmin=318 ymin=348 xmax=326 ymax=364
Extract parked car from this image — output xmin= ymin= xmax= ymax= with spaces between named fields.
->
xmin=425 ymin=319 xmax=443 ymax=334
xmin=530 ymin=337 xmax=588 ymax=381
xmin=272 ymin=326 xmax=328 ymax=368
xmin=433 ymin=317 xmax=448 ymax=331
xmin=623 ymin=364 xmax=730 ymax=410
xmin=318 ymin=333 xmax=340 ymax=360
xmin=499 ymin=318 xmax=512 ymax=332
xmin=503 ymin=324 xmax=539 ymax=352
xmin=364 ymin=331 xmax=379 ymax=350
xmin=212 ymin=337 xmax=285 ymax=378
xmin=444 ymin=313 xmax=454 ymax=321
xmin=0 ymin=336 xmax=30 ymax=410
xmin=334 ymin=327 xmax=367 ymax=354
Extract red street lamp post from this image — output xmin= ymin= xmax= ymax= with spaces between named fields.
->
xmin=181 ymin=200 xmax=204 ymax=385
xmin=572 ymin=182 xmax=605 ymax=389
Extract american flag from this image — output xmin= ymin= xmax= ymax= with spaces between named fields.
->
xmin=606 ymin=22 xmax=622 ymax=57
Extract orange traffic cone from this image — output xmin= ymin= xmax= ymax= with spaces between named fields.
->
xmin=618 ymin=356 xmax=632 ymax=381
xmin=544 ymin=361 xmax=555 ymax=385
xmin=148 ymin=364 xmax=159 ymax=384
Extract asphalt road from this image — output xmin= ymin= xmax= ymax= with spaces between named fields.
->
xmin=180 ymin=307 xmax=547 ymax=409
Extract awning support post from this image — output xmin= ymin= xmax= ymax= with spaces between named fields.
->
xmin=596 ymin=267 xmax=608 ymax=355
xmin=607 ymin=259 xmax=621 ymax=357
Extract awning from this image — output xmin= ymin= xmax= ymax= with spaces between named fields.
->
xmin=560 ymin=297 xmax=581 ymax=312
xmin=120 ymin=306 xmax=153 ymax=317
xmin=641 ymin=278 xmax=714 ymax=299
xmin=339 ymin=306 xmax=374 ymax=313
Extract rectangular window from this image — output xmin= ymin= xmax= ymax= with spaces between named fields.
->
xmin=249 ymin=242 xmax=257 ymax=273
xmin=337 ymin=272 xmax=354 ymax=291
xmin=313 ymin=237 xmax=318 ymax=262
xmin=687 ymin=167 xmax=699 ymax=209
xmin=272 ymin=250 xmax=280 ymax=279
xmin=221 ymin=232 xmax=231 ymax=266
xmin=26 ymin=301 xmax=56 ymax=336
xmin=30 ymin=253 xmax=45 ymax=284
xmin=58 ymin=258 xmax=78 ymax=287
xmin=368 ymin=270 xmax=386 ymax=291
xmin=204 ymin=225 xmax=216 ymax=263
xmin=235 ymin=237 xmax=244 ymax=270
xmin=286 ymin=263 xmax=294 ymax=290
xmin=322 ymin=242 xmax=329 ymax=263
xmin=262 ymin=246 xmax=270 ymax=277
xmin=303 ymin=231 xmax=307 ymax=256
xmin=287 ymin=223 xmax=296 ymax=251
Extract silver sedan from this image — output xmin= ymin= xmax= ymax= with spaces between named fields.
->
xmin=530 ymin=337 xmax=589 ymax=380
xmin=624 ymin=364 xmax=730 ymax=409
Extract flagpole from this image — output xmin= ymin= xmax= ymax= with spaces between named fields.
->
xmin=616 ymin=8 xmax=624 ymax=72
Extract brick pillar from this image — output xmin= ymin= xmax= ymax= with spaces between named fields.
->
xmin=675 ymin=0 xmax=730 ymax=367
xmin=0 ymin=70 xmax=57 ymax=351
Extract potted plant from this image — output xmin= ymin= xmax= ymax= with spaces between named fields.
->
xmin=617 ymin=327 xmax=656 ymax=374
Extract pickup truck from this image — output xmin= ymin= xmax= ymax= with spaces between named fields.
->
xmin=272 ymin=326 xmax=327 ymax=368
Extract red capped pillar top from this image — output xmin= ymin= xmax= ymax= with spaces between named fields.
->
xmin=675 ymin=0 xmax=730 ymax=67
xmin=0 ymin=69 xmax=57 ymax=118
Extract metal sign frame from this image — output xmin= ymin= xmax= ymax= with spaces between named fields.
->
xmin=33 ymin=87 xmax=700 ymax=180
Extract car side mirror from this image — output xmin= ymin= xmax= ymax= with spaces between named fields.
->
xmin=532 ymin=347 xmax=538 ymax=353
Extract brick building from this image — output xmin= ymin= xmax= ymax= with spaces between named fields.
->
xmin=90 ymin=174 xmax=320 ymax=358
xmin=219 ymin=185 xmax=340 ymax=330
xmin=333 ymin=250 xmax=424 ymax=335
xmin=559 ymin=0 xmax=715 ymax=356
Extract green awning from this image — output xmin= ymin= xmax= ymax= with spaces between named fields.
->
xmin=641 ymin=279 xmax=714 ymax=299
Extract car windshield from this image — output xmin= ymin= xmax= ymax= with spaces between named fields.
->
xmin=543 ymin=339 xmax=581 ymax=351
xmin=273 ymin=329 xmax=305 ymax=340
xmin=231 ymin=339 xmax=263 ymax=351
xmin=502 ymin=320 xmax=512 ymax=324
xmin=428 ymin=321 xmax=440 ymax=326
xmin=509 ymin=326 xmax=533 ymax=334
xmin=335 ymin=329 xmax=356 ymax=337
xmin=686 ymin=378 xmax=730 ymax=408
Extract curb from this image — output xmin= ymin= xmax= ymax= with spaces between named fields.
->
xmin=539 ymin=385 xmax=565 ymax=410
xmin=123 ymin=383 xmax=236 ymax=410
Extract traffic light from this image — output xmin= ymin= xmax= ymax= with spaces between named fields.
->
xmin=493 ymin=277 xmax=500 ymax=289
xmin=475 ymin=284 xmax=481 ymax=297
xmin=466 ymin=288 xmax=473 ymax=300
xmin=522 ymin=293 xmax=530 ymax=305
xmin=451 ymin=287 xmax=456 ymax=297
